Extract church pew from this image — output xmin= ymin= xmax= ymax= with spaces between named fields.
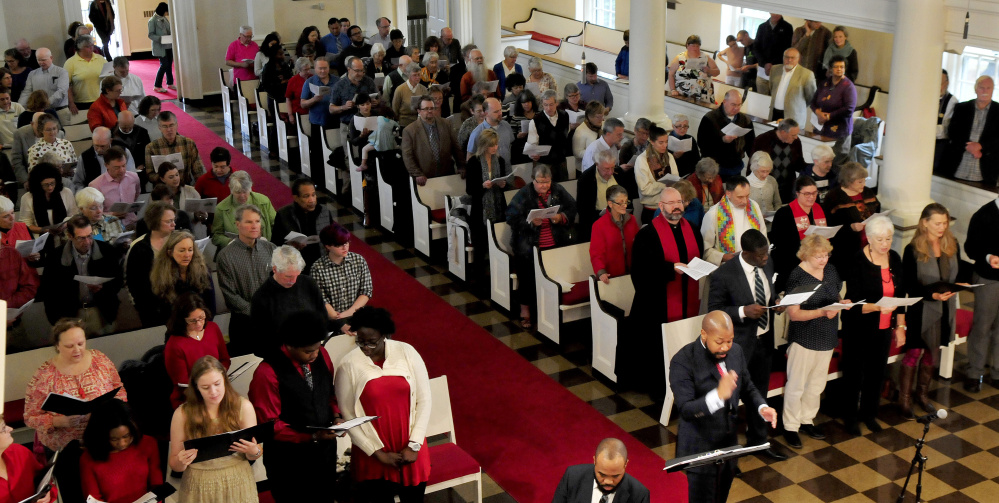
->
xmin=273 ymin=102 xmax=297 ymax=163
xmin=547 ymin=40 xmax=619 ymax=80
xmin=346 ymin=142 xmax=365 ymax=214
xmin=939 ymin=295 xmax=973 ymax=379
xmin=589 ymin=274 xmax=634 ymax=382
xmin=659 ymin=315 xmax=706 ymax=426
xmin=512 ymin=8 xmax=585 ymax=47
xmin=534 ymin=242 xmax=592 ymax=344
xmin=320 ymin=128 xmax=340 ymax=195
xmin=254 ymin=88 xmax=272 ymax=154
xmin=235 ymin=79 xmax=258 ymax=143
xmin=742 ymin=90 xmax=771 ymax=120
xmin=566 ymin=22 xmax=626 ymax=56
xmin=444 ymin=194 xmax=471 ymax=281
xmin=487 ymin=221 xmax=517 ymax=311
xmin=219 ymin=68 xmax=236 ymax=143
xmin=410 ymin=174 xmax=465 ymax=258
xmin=295 ymin=113 xmax=312 ymax=178
xmin=375 ymin=156 xmax=395 ymax=232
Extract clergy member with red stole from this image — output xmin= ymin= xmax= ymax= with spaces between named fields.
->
xmin=619 ymin=187 xmax=703 ymax=402
xmin=768 ymin=175 xmax=826 ymax=294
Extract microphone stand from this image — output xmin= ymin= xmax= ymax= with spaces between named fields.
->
xmin=896 ymin=419 xmax=931 ymax=502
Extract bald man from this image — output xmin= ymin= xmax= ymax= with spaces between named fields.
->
xmin=552 ymin=438 xmax=649 ymax=503
xmin=113 ymin=110 xmax=152 ymax=176
xmin=74 ymin=126 xmax=137 ymax=189
xmin=670 ymin=311 xmax=777 ymax=503
xmin=697 ymin=89 xmax=755 ymax=179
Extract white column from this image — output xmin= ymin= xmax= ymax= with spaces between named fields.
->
xmin=171 ymin=0 xmax=204 ymax=99
xmin=395 ymin=0 xmax=408 ymax=41
xmin=622 ymin=0 xmax=669 ymax=129
xmin=470 ymin=0 xmax=501 ymax=66
xmin=878 ymin=0 xmax=945 ymax=235
xmin=246 ymin=0 xmax=276 ymax=37
xmin=376 ymin=0 xmax=394 ymax=34
xmin=451 ymin=0 xmax=474 ymax=47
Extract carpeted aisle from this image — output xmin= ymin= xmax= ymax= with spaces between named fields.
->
xmin=167 ymin=103 xmax=687 ymax=502
xmin=128 ymin=58 xmax=178 ymax=99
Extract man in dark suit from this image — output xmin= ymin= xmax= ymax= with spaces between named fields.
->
xmin=670 ymin=311 xmax=778 ymax=503
xmin=576 ymin=150 xmax=620 ymax=241
xmin=945 ymin=75 xmax=999 ymax=185
xmin=707 ymin=229 xmax=786 ymax=461
xmin=552 ymin=438 xmax=650 ymax=503
xmin=698 ymin=90 xmax=756 ymax=180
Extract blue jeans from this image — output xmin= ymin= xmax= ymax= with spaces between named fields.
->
xmin=155 ymin=48 xmax=174 ymax=87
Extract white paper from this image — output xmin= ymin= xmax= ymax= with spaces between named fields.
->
xmin=195 ymin=236 xmax=211 ymax=252
xmin=354 ymin=115 xmax=379 ymax=131
xmin=227 ymin=361 xmax=254 ymax=381
xmin=566 ymin=110 xmax=585 ymax=124
xmin=150 ymin=152 xmax=183 ymax=171
xmin=774 ymin=287 xmax=819 ymax=307
xmin=98 ymin=61 xmax=114 ymax=78
xmin=764 ymin=210 xmax=777 ymax=223
xmin=875 ymin=296 xmax=923 ymax=308
xmin=810 ymin=112 xmax=824 ymax=132
xmin=6 ymin=299 xmax=34 ymax=320
xmin=285 ymin=231 xmax=320 ymax=245
xmin=184 ymin=198 xmax=218 ymax=213
xmin=14 ymin=232 xmax=48 ymax=257
xmin=111 ymin=231 xmax=135 ymax=246
xmin=658 ymin=172 xmax=681 ymax=184
xmin=74 ymin=275 xmax=114 ymax=285
xmin=676 ymin=257 xmax=718 ymax=280
xmin=520 ymin=120 xmax=531 ymax=132
xmin=485 ymin=80 xmax=499 ymax=92
xmin=523 ymin=143 xmax=552 ymax=156
xmin=439 ymin=59 xmax=449 ymax=68
xmin=818 ymin=301 xmax=867 ymax=311
xmin=803 ymin=225 xmax=843 ymax=239
xmin=668 ymin=136 xmax=692 ymax=152
xmin=374 ymin=76 xmax=386 ymax=88
xmin=160 ymin=35 xmax=173 ymax=45
xmin=862 ymin=209 xmax=894 ymax=225
xmin=332 ymin=415 xmax=379 ymax=431
xmin=525 ymin=82 xmax=541 ymax=96
xmin=109 ymin=201 xmax=145 ymax=214
xmin=309 ymin=83 xmax=331 ymax=96
xmin=526 ymin=205 xmax=561 ymax=223
xmin=721 ymin=122 xmax=752 ymax=137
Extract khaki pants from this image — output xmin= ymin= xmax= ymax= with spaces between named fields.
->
xmin=79 ymin=307 xmax=115 ymax=336
xmin=756 ymin=76 xmax=772 ymax=96
xmin=782 ymin=342 xmax=834 ymax=431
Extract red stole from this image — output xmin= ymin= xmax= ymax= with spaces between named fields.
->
xmin=653 ymin=215 xmax=701 ymax=321
xmin=790 ymin=199 xmax=826 ymax=239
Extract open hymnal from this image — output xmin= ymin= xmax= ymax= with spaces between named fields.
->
xmin=150 ymin=152 xmax=183 ymax=170
xmin=14 ymin=232 xmax=48 ymax=257
xmin=720 ymin=123 xmax=752 ymax=137
xmin=184 ymin=197 xmax=218 ymax=213
xmin=183 ymin=421 xmax=275 ymax=463
xmin=676 ymin=257 xmax=718 ymax=281
xmin=41 ymin=387 xmax=121 ymax=416
xmin=109 ymin=201 xmax=146 ymax=214
xmin=285 ymin=231 xmax=320 ymax=245
xmin=307 ymin=415 xmax=379 ymax=432
xmin=526 ymin=205 xmax=561 ymax=223
xmin=803 ymin=225 xmax=842 ymax=239
xmin=309 ymin=83 xmax=332 ymax=96
xmin=111 ymin=231 xmax=135 ymax=247
xmin=354 ymin=115 xmax=379 ymax=131
xmin=566 ymin=110 xmax=585 ymax=124
xmin=667 ymin=136 xmax=692 ymax=152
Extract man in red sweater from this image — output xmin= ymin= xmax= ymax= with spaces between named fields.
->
xmin=194 ymin=147 xmax=238 ymax=200
xmin=87 ymin=75 xmax=127 ymax=131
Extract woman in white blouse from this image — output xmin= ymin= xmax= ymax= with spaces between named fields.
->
xmin=19 ymin=162 xmax=77 ymax=237
xmin=334 ymin=306 xmax=432 ymax=503
xmin=634 ymin=125 xmax=679 ymax=224
xmin=27 ymin=114 xmax=77 ymax=170
xmin=747 ymin=151 xmax=782 ymax=215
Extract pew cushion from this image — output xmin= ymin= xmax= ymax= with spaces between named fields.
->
xmin=561 ymin=281 xmax=590 ymax=306
xmin=426 ymin=442 xmax=480 ymax=484
xmin=3 ymin=399 xmax=25 ymax=426
xmin=956 ymin=308 xmax=972 ymax=339
xmin=528 ymin=32 xmax=562 ymax=47
xmin=431 ymin=208 xmax=447 ymax=223
xmin=769 ymin=371 xmax=787 ymax=392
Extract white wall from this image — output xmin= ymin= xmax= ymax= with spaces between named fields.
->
xmin=0 ymin=0 xmax=75 ymax=64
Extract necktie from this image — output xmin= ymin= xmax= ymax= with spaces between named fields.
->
xmin=716 ymin=363 xmax=726 ymax=378
xmin=754 ymin=267 xmax=768 ymax=331
xmin=599 ymin=494 xmax=610 ymax=503
xmin=428 ymin=124 xmax=441 ymax=165
xmin=336 ymin=36 xmax=342 ymax=53
xmin=301 ymin=364 xmax=314 ymax=390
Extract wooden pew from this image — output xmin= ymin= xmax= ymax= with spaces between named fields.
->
xmin=254 ymin=87 xmax=271 ymax=153
xmin=375 ymin=156 xmax=395 ymax=232
xmin=410 ymin=174 xmax=465 ymax=257
xmin=274 ymin=102 xmax=297 ymax=163
xmin=534 ymin=243 xmax=592 ymax=344
xmin=566 ymin=22 xmax=626 ymax=55
xmin=589 ymin=274 xmax=634 ymax=382
xmin=487 ymin=221 xmax=517 ymax=311
xmin=296 ymin=113 xmax=312 ymax=178
xmin=512 ymin=8 xmax=585 ymax=47
xmin=235 ymin=79 xmax=258 ymax=143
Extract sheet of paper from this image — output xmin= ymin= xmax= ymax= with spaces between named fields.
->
xmin=160 ymin=34 xmax=173 ymax=45
xmin=354 ymin=115 xmax=379 ymax=131
xmin=875 ymin=296 xmax=923 ymax=308
xmin=368 ymin=92 xmax=380 ymax=101
xmin=111 ymin=230 xmax=135 ymax=246
xmin=862 ymin=209 xmax=894 ymax=225
xmin=523 ymin=143 xmax=552 ymax=156
xmin=818 ymin=301 xmax=867 ymax=311
xmin=195 ymin=236 xmax=211 ymax=252
xmin=566 ymin=110 xmax=585 ymax=124
xmin=676 ymin=257 xmax=718 ymax=280
xmin=284 ymin=231 xmax=320 ymax=245
xmin=374 ymin=76 xmax=385 ymax=88
xmin=109 ymin=201 xmax=145 ymax=214
xmin=764 ymin=210 xmax=777 ymax=223
xmin=803 ymin=225 xmax=842 ymax=239
xmin=74 ymin=275 xmax=114 ymax=285
xmin=774 ymin=287 xmax=819 ymax=307
xmin=810 ymin=112 xmax=824 ymax=132
xmin=668 ymin=136 xmax=692 ymax=152
xmin=520 ymin=119 xmax=531 ymax=132
xmin=309 ymin=83 xmax=331 ymax=96
xmin=98 ymin=62 xmax=114 ymax=77
xmin=720 ymin=122 xmax=752 ymax=137
xmin=525 ymin=82 xmax=541 ymax=96
xmin=184 ymin=197 xmax=218 ymax=213
xmin=525 ymin=205 xmax=561 ymax=223
xmin=150 ymin=152 xmax=183 ymax=171
xmin=658 ymin=172 xmax=681 ymax=184
xmin=485 ymin=80 xmax=499 ymax=92
xmin=15 ymin=232 xmax=48 ymax=257
xmin=6 ymin=299 xmax=34 ymax=320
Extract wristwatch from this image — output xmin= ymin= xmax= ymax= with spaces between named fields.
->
xmin=408 ymin=441 xmax=422 ymax=452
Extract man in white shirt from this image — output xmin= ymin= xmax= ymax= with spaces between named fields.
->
xmin=768 ymin=48 xmax=816 ymax=125
xmin=526 ymin=90 xmax=571 ymax=180
xmin=581 ymin=118 xmax=624 ymax=171
xmin=18 ymin=48 xmax=70 ymax=111
xmin=110 ymin=57 xmax=146 ymax=115
xmin=368 ymin=17 xmax=393 ymax=49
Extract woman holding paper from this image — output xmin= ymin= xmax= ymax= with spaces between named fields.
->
xmin=80 ymin=399 xmax=163 ymax=503
xmin=0 ymin=195 xmax=33 ymax=254
xmin=0 ymin=413 xmax=55 ymax=503
xmin=164 ymin=293 xmax=231 ymax=409
xmin=769 ymin=176 xmax=826 ymax=294
xmin=841 ymin=215 xmax=905 ymax=435
xmin=76 ymin=187 xmax=127 ymax=244
xmin=667 ymin=114 xmax=700 ymax=178
xmin=747 ymin=152 xmax=782 ymax=215
xmin=899 ymin=203 xmax=972 ymax=419
xmin=465 ymin=129 xmax=511 ymax=262
xmin=19 ymin=162 xmax=77 ymax=241
xmin=634 ymin=125 xmax=679 ymax=224
xmin=169 ymin=356 xmax=259 ymax=502
xmin=150 ymin=230 xmax=216 ymax=326
xmin=26 ymin=114 xmax=78 ymax=170
xmin=781 ymin=235 xmax=845 ymax=448
xmin=158 ymin=161 xmax=208 ymax=237
xmin=334 ymin=307 xmax=432 ymax=503
xmin=823 ymin=162 xmax=880 ymax=273
xmin=126 ymin=202 xmax=175 ymax=326
xmin=419 ymin=52 xmax=448 ymax=87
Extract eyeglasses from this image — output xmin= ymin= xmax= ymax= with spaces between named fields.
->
xmin=355 ymin=338 xmax=382 ymax=349
xmin=798 ymin=190 xmax=819 ymax=197
xmin=660 ymin=200 xmax=684 ymax=206
xmin=420 ymin=106 xmax=436 ymax=111
xmin=40 ymin=181 xmax=57 ymax=189
xmin=608 ymin=200 xmax=628 ymax=207
xmin=185 ymin=316 xmax=206 ymax=325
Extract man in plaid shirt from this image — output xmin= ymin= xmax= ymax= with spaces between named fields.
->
xmin=311 ymin=221 xmax=372 ymax=333
xmin=143 ymin=110 xmax=205 ymax=185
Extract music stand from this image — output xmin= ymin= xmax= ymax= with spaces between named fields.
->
xmin=664 ymin=443 xmax=771 ymax=502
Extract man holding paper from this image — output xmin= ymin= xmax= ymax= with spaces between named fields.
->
xmin=708 ymin=229 xmax=788 ymax=461
xmin=89 ymin=146 xmax=141 ymax=227
xmin=623 ymin=188 xmax=702 ymax=399
xmin=143 ymin=111 xmax=205 ymax=184
xmin=74 ymin=127 xmax=138 ymax=190
xmin=697 ymin=90 xmax=756 ymax=179
xmin=272 ymin=178 xmax=334 ymax=269
xmin=525 ymin=90 xmax=571 ymax=182
xmin=38 ymin=214 xmax=122 ymax=333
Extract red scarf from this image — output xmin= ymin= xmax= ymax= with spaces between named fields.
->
xmin=653 ymin=215 xmax=701 ymax=321
xmin=790 ymin=199 xmax=826 ymax=240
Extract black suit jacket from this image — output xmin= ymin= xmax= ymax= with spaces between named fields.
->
xmin=965 ymin=200 xmax=999 ymax=281
xmin=945 ymin=100 xmax=999 ymax=185
xmin=708 ymin=254 xmax=776 ymax=348
xmin=670 ymin=340 xmax=767 ymax=474
xmin=552 ymin=464 xmax=650 ymax=503
xmin=39 ymin=240 xmax=123 ymax=324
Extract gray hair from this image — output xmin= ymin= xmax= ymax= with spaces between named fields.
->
xmin=595 ymin=149 xmax=617 ymax=166
xmin=838 ymin=161 xmax=868 ymax=186
xmin=672 ymin=113 xmax=689 ymax=125
xmin=563 ymin=82 xmax=580 ymax=96
xmin=602 ymin=117 xmax=624 ymax=136
xmin=0 ymin=196 xmax=14 ymax=214
xmin=606 ymin=185 xmax=629 ymax=203
xmin=695 ymin=157 xmax=720 ymax=177
xmin=293 ymin=57 xmax=312 ymax=74
xmin=634 ymin=118 xmax=652 ymax=132
xmin=239 ymin=25 xmax=253 ymax=35
xmin=539 ymin=89 xmax=558 ymax=103
xmin=112 ymin=56 xmax=129 ymax=69
xmin=370 ymin=43 xmax=386 ymax=57
xmin=749 ymin=151 xmax=773 ymax=173
xmin=271 ymin=245 xmax=306 ymax=273
xmin=811 ymin=144 xmax=835 ymax=162
xmin=229 ymin=170 xmax=253 ymax=193
xmin=532 ymin=164 xmax=552 ymax=180
xmin=527 ymin=56 xmax=543 ymax=71
xmin=76 ymin=35 xmax=94 ymax=49
xmin=76 ymin=187 xmax=105 ymax=208
xmin=776 ymin=118 xmax=799 ymax=132
xmin=422 ymin=51 xmax=439 ymax=66
xmin=405 ymin=62 xmax=422 ymax=75
xmin=92 ymin=126 xmax=111 ymax=142
xmin=865 ymin=215 xmax=894 ymax=241
xmin=234 ymin=204 xmax=262 ymax=222
xmin=503 ymin=46 xmax=518 ymax=59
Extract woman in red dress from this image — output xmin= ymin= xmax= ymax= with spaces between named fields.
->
xmin=0 ymin=415 xmax=54 ymax=503
xmin=80 ymin=399 xmax=163 ymax=503
xmin=164 ymin=292 xmax=231 ymax=408
xmin=334 ymin=307 xmax=431 ymax=503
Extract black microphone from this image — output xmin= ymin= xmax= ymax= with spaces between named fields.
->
xmin=916 ymin=409 xmax=947 ymax=424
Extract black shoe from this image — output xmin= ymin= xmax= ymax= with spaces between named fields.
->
xmin=783 ymin=431 xmax=803 ymax=449
xmin=760 ymin=447 xmax=789 ymax=461
xmin=845 ymin=420 xmax=862 ymax=436
xmin=965 ymin=376 xmax=984 ymax=393
xmin=864 ymin=419 xmax=883 ymax=433
xmin=800 ymin=424 xmax=826 ymax=440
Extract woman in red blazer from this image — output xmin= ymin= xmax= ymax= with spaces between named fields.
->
xmin=589 ymin=185 xmax=640 ymax=284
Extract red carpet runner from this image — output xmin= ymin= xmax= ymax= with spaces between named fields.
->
xmin=167 ymin=98 xmax=687 ymax=502
xmin=128 ymin=59 xmax=177 ymax=99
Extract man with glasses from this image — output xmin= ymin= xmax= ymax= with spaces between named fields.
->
xmin=321 ymin=17 xmax=350 ymax=57
xmin=368 ymin=17 xmax=393 ymax=50
xmin=73 ymin=126 xmax=137 ymax=190
xmin=217 ymin=204 xmax=277 ymax=356
xmin=329 ymin=56 xmax=377 ymax=129
xmin=38 ymin=214 xmax=122 ymax=335
xmin=13 ymin=38 xmax=40 ymax=69
xmin=17 ymin=48 xmax=69 ymax=112
xmin=250 ymin=245 xmax=328 ymax=358
xmin=332 ymin=25 xmax=373 ymax=74
xmin=768 ymin=175 xmax=826 ymax=294
xmin=143 ymin=110 xmax=205 ymax=185
xmin=622 ymin=187 xmax=703 ymax=397
xmin=89 ymin=146 xmax=141 ymax=227
xmin=225 ymin=25 xmax=259 ymax=82
xmin=402 ymin=95 xmax=464 ymax=186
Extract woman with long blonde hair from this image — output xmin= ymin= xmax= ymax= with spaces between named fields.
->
xmin=169 ymin=356 xmax=260 ymax=502
xmin=899 ymin=203 xmax=971 ymax=419
xmin=150 ymin=230 xmax=215 ymax=321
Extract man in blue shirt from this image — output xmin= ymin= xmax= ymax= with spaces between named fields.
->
xmin=577 ymin=63 xmax=614 ymax=112
xmin=329 ymin=57 xmax=377 ymax=129
xmin=615 ymin=30 xmax=629 ymax=79
xmin=320 ymin=17 xmax=349 ymax=57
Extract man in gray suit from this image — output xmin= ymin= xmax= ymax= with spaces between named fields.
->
xmin=552 ymin=438 xmax=650 ymax=503
xmin=768 ymin=48 xmax=817 ymax=125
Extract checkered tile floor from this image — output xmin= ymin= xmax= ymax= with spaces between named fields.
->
xmin=188 ymin=97 xmax=999 ymax=502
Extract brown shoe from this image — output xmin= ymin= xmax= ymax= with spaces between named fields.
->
xmin=915 ymin=364 xmax=936 ymax=414
xmin=899 ymin=364 xmax=916 ymax=420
